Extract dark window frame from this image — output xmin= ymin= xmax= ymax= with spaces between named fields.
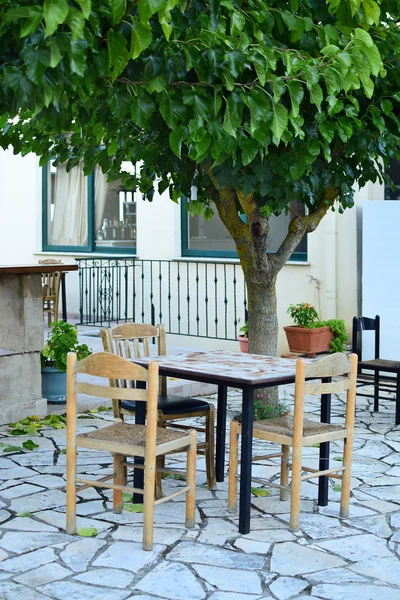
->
xmin=42 ymin=164 xmax=137 ymax=254
xmin=181 ymin=199 xmax=308 ymax=262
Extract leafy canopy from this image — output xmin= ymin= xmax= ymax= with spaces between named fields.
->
xmin=1 ymin=0 xmax=400 ymax=221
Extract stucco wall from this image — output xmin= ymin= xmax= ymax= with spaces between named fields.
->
xmin=0 ymin=148 xmax=366 ymax=354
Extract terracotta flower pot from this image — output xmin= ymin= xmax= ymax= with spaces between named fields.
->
xmin=284 ymin=325 xmax=333 ymax=355
xmin=238 ymin=336 xmax=248 ymax=352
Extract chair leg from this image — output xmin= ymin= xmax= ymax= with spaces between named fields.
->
xmin=228 ymin=420 xmax=239 ymax=513
xmin=289 ymin=439 xmax=303 ymax=532
xmin=374 ymin=370 xmax=379 ymax=412
xmin=142 ymin=455 xmax=156 ymax=552
xmin=66 ymin=444 xmax=77 ymax=535
xmin=113 ymin=453 xmax=123 ymax=514
xmin=205 ymin=405 xmax=216 ymax=490
xmin=280 ymin=445 xmax=290 ymax=501
xmin=340 ymin=437 xmax=353 ymax=518
xmin=185 ymin=429 xmax=197 ymax=528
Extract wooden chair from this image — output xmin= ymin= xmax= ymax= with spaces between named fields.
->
xmin=100 ymin=323 xmax=216 ymax=491
xmin=66 ymin=351 xmax=196 ymax=551
xmin=39 ymin=259 xmax=62 ymax=326
xmin=352 ymin=315 xmax=400 ymax=424
xmin=228 ymin=353 xmax=358 ymax=531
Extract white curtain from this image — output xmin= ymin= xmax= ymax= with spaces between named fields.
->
xmin=49 ymin=164 xmax=88 ymax=246
xmin=94 ymin=166 xmax=109 ymax=232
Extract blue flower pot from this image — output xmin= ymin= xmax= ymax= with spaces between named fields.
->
xmin=41 ymin=365 xmax=66 ymax=404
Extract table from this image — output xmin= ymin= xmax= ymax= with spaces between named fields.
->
xmin=134 ymin=349 xmax=332 ymax=534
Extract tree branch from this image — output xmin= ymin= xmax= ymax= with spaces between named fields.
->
xmin=204 ymin=166 xmax=248 ymax=240
xmin=235 ymin=189 xmax=258 ymax=220
xmin=272 ymin=188 xmax=337 ymax=270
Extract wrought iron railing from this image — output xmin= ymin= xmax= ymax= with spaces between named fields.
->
xmin=77 ymin=258 xmax=247 ymax=341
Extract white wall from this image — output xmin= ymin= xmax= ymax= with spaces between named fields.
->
xmin=0 ymin=148 xmax=367 ymax=355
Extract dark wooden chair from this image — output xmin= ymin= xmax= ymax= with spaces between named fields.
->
xmin=100 ymin=323 xmax=216 ymax=491
xmin=39 ymin=259 xmax=63 ymax=325
xmin=352 ymin=315 xmax=400 ymax=424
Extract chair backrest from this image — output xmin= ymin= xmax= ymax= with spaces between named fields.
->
xmin=39 ymin=260 xmax=63 ymax=304
xmin=293 ymin=353 xmax=358 ymax=434
xmin=66 ymin=351 xmax=159 ymax=447
xmin=100 ymin=323 xmax=167 ymax=395
xmin=351 ymin=315 xmax=380 ymax=361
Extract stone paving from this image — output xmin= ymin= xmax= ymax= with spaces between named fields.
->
xmin=0 ymin=383 xmax=399 ymax=600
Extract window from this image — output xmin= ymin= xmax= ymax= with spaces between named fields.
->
xmin=181 ymin=199 xmax=307 ymax=261
xmin=384 ymin=160 xmax=400 ymax=200
xmin=42 ymin=162 xmax=137 ymax=253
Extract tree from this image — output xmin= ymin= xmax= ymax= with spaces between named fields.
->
xmin=1 ymin=0 xmax=400 ymax=389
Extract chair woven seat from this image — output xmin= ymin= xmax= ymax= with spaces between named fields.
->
xmin=253 ymin=416 xmax=344 ymax=438
xmin=359 ymin=358 xmax=400 ymax=371
xmin=121 ymin=395 xmax=211 ymax=415
xmin=76 ymin=421 xmax=189 ymax=454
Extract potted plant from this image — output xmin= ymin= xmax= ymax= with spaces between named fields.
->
xmin=41 ymin=320 xmax=92 ymax=404
xmin=238 ymin=321 xmax=248 ymax=352
xmin=284 ymin=303 xmax=347 ymax=356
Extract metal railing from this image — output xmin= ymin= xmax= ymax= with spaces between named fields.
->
xmin=77 ymin=257 xmax=247 ymax=341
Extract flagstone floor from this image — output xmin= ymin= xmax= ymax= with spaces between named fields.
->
xmin=0 ymin=384 xmax=399 ymax=600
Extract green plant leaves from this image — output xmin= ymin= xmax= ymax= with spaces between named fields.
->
xmin=77 ymin=527 xmax=98 ymax=537
xmin=123 ymin=503 xmax=145 ymax=512
xmin=44 ymin=0 xmax=69 ymax=37
xmin=130 ymin=20 xmax=152 ymax=60
xmin=110 ymin=0 xmax=126 ymax=24
xmin=22 ymin=440 xmax=40 ymax=451
xmin=287 ymin=81 xmax=304 ymax=118
xmin=251 ymin=487 xmax=270 ymax=497
xmin=223 ymin=94 xmax=243 ymax=138
xmin=271 ymin=103 xmax=288 ymax=144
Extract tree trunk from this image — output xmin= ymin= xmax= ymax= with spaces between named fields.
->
xmin=241 ymin=258 xmax=280 ymax=409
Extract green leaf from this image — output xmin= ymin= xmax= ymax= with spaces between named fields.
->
xmin=271 ymin=103 xmax=288 ymax=144
xmin=110 ymin=0 xmax=126 ymax=24
xmin=77 ymin=527 xmax=98 ymax=537
xmin=107 ymin=139 xmax=118 ymax=156
xmin=130 ymin=20 xmax=152 ymax=60
xmin=271 ymin=77 xmax=286 ymax=103
xmin=22 ymin=440 xmax=40 ymax=451
xmin=354 ymin=28 xmax=373 ymax=48
xmin=130 ymin=95 xmax=155 ymax=128
xmin=49 ymin=39 xmax=62 ymax=68
xmin=310 ymin=84 xmax=323 ymax=108
xmin=169 ymin=126 xmax=186 ymax=158
xmin=3 ymin=446 xmax=22 ymax=453
xmin=281 ymin=11 xmax=297 ymax=31
xmin=107 ymin=31 xmax=129 ymax=78
xmin=362 ymin=0 xmax=380 ymax=25
xmin=158 ymin=6 xmax=173 ymax=41
xmin=251 ymin=487 xmax=270 ymax=497
xmin=321 ymin=44 xmax=340 ymax=56
xmin=380 ymin=99 xmax=393 ymax=115
xmin=240 ymin=137 xmax=258 ymax=166
xmin=138 ymin=0 xmax=165 ymax=24
xmin=16 ymin=512 xmax=32 ymax=518
xmin=287 ymin=81 xmax=304 ymax=118
xmin=306 ymin=139 xmax=320 ymax=157
xmin=223 ymin=94 xmax=243 ymax=138
xmin=319 ymin=120 xmax=335 ymax=143
xmin=363 ymin=44 xmax=382 ymax=77
xmin=123 ymin=503 xmax=145 ymax=512
xmin=70 ymin=40 xmax=87 ymax=77
xmin=44 ymin=0 xmax=69 ymax=37
xmin=67 ymin=8 xmax=86 ymax=40
xmin=349 ymin=0 xmax=362 ymax=15
xmin=231 ymin=12 xmax=246 ymax=36
xmin=75 ymin=0 xmax=91 ymax=19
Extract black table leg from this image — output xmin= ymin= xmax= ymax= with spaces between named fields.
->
xmin=133 ymin=393 xmax=146 ymax=503
xmin=318 ymin=377 xmax=331 ymax=506
xmin=216 ymin=385 xmax=227 ymax=482
xmin=239 ymin=387 xmax=254 ymax=534
xmin=61 ymin=273 xmax=67 ymax=321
